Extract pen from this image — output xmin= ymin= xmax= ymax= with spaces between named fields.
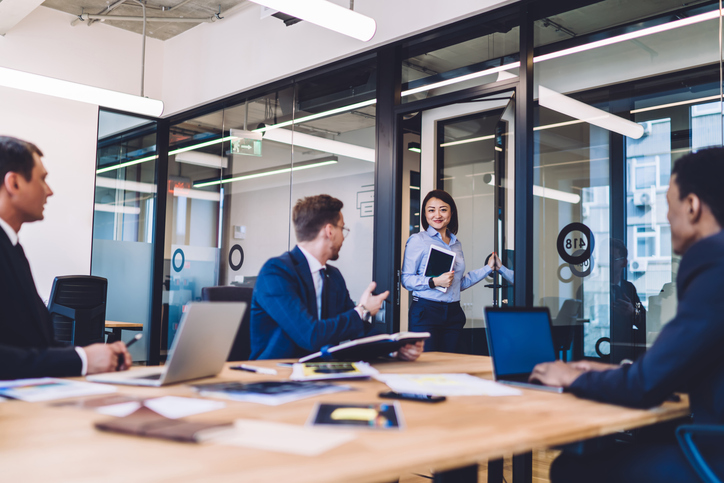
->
xmin=231 ymin=364 xmax=278 ymax=375
xmin=116 ymin=333 xmax=142 ymax=371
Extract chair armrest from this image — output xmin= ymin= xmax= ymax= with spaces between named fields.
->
xmin=676 ymin=424 xmax=724 ymax=483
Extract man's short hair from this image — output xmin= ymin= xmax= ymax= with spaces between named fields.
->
xmin=0 ymin=136 xmax=42 ymax=183
xmin=293 ymin=194 xmax=343 ymax=242
xmin=672 ymin=147 xmax=724 ymax=227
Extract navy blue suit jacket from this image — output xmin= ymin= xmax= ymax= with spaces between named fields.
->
xmin=250 ymin=246 xmax=371 ymax=360
xmin=569 ymin=230 xmax=724 ymax=424
xmin=0 ymin=228 xmax=81 ymax=379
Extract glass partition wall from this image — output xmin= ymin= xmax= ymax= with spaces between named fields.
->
xmin=95 ymin=0 xmax=724 ymax=362
xmin=532 ymin=0 xmax=721 ymax=363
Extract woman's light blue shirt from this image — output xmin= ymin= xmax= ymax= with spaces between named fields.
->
xmin=401 ymin=226 xmax=514 ymax=303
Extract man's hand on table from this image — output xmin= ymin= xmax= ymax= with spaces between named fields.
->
xmin=529 ymin=359 xmax=620 ymax=388
xmin=85 ymin=341 xmax=132 ymax=374
xmin=395 ymin=341 xmax=424 ymax=361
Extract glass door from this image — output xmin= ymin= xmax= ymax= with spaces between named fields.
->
xmin=400 ymin=90 xmax=516 ymax=354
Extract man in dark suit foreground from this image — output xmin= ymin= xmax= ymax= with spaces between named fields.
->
xmin=531 ymin=147 xmax=724 ymax=482
xmin=0 ymin=136 xmax=131 ymax=379
xmin=250 ymin=194 xmax=422 ymax=360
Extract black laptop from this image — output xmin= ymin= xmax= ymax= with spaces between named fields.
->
xmin=484 ymin=307 xmax=564 ymax=393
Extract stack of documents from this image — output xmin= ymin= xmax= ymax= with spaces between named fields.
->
xmin=374 ymin=373 xmax=522 ymax=397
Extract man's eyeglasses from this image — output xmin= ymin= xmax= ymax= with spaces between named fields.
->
xmin=338 ymin=224 xmax=350 ymax=238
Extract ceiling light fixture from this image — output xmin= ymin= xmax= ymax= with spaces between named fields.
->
xmin=440 ymin=134 xmax=495 ymax=148
xmin=401 ymin=62 xmax=521 ymax=98
xmin=96 ymin=154 xmax=158 ymax=174
xmin=407 ymin=142 xmax=421 ymax=153
xmin=534 ymin=10 xmax=719 ymax=63
xmin=0 ymin=67 xmax=164 ymax=117
xmin=484 ymin=174 xmax=580 ymax=204
xmin=194 ymin=156 xmax=338 ymax=188
xmin=630 ymin=94 xmax=721 ymax=114
xmin=252 ymin=98 xmax=376 ymax=133
xmin=263 ymin=128 xmax=375 ymax=162
xmin=248 ymin=0 xmax=377 ymax=41
xmin=539 ymin=86 xmax=644 ymax=139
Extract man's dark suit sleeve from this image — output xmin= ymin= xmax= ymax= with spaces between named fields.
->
xmin=568 ymin=260 xmax=724 ymax=408
xmin=254 ymin=257 xmax=366 ymax=353
xmin=0 ymin=344 xmax=82 ymax=379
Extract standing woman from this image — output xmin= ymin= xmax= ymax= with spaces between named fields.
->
xmin=401 ymin=190 xmax=514 ymax=352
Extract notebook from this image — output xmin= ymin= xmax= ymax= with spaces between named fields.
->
xmin=87 ymin=302 xmax=246 ymax=387
xmin=484 ymin=307 xmax=564 ymax=393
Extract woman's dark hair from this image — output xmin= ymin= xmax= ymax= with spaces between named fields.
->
xmin=421 ymin=189 xmax=459 ymax=235
xmin=672 ymin=147 xmax=724 ymax=227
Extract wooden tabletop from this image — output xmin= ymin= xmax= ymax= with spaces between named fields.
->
xmin=105 ymin=321 xmax=144 ymax=329
xmin=0 ymin=353 xmax=689 ymax=483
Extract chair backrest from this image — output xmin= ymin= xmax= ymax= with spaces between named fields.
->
xmin=201 ymin=285 xmax=253 ymax=361
xmin=48 ymin=276 xmax=108 ymax=346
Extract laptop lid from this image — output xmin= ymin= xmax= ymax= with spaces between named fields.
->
xmin=88 ymin=302 xmax=246 ymax=386
xmin=484 ymin=307 xmax=557 ymax=381
xmin=160 ymin=302 xmax=246 ymax=385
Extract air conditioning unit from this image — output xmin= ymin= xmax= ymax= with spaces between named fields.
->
xmin=633 ymin=190 xmax=652 ymax=206
xmin=630 ymin=258 xmax=648 ymax=272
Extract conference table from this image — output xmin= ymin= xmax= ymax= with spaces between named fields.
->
xmin=0 ymin=353 xmax=689 ymax=483
xmin=105 ymin=320 xmax=144 ymax=342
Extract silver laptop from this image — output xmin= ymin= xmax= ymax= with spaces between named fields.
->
xmin=484 ymin=306 xmax=564 ymax=393
xmin=87 ymin=302 xmax=246 ymax=387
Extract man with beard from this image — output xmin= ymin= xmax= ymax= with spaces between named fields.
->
xmin=250 ymin=194 xmax=422 ymax=361
xmin=530 ymin=147 xmax=724 ymax=482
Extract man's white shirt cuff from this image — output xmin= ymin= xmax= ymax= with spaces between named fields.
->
xmin=74 ymin=347 xmax=88 ymax=376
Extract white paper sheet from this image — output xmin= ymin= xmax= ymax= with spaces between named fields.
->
xmin=96 ymin=401 xmax=142 ymax=417
xmin=143 ymin=396 xmax=226 ymax=419
xmin=374 ymin=373 xmax=522 ymax=396
xmin=0 ymin=378 xmax=116 ymax=402
xmin=208 ymin=419 xmax=357 ymax=456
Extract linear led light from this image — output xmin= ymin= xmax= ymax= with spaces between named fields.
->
xmin=173 ymin=188 xmax=222 ymax=201
xmin=263 ymin=128 xmax=375 ymax=162
xmin=534 ymin=10 xmax=720 ymax=63
xmin=407 ymin=142 xmax=421 ymax=153
xmin=630 ymin=94 xmax=721 ymax=114
xmin=539 ymin=86 xmax=644 ymax=139
xmin=96 ymin=154 xmax=158 ymax=174
xmin=248 ymin=0 xmax=376 ymax=41
xmin=440 ymin=134 xmax=495 ymax=148
xmin=0 ymin=67 xmax=164 ymax=117
xmin=95 ymin=177 xmax=157 ymax=193
xmin=485 ymin=174 xmax=580 ymax=204
xmin=194 ymin=157 xmax=338 ymax=188
xmin=169 ymin=135 xmax=235 ymax=156
xmin=253 ymin=99 xmax=376 ymax=133
xmin=94 ymin=204 xmax=141 ymax=215
xmin=401 ymin=62 xmax=521 ymax=98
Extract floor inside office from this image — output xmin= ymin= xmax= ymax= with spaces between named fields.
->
xmin=399 ymin=449 xmax=560 ymax=483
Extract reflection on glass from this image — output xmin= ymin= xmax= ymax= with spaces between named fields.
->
xmin=92 ymin=110 xmax=158 ymax=363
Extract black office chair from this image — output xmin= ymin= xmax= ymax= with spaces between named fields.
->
xmin=201 ymin=285 xmax=253 ymax=361
xmin=677 ymin=425 xmax=724 ymax=483
xmin=48 ymin=275 xmax=107 ymax=346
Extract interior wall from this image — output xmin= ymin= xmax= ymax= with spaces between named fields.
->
xmin=0 ymin=86 xmax=98 ymax=301
xmin=0 ymin=6 xmax=164 ymax=101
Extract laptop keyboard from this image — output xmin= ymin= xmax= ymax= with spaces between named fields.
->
xmin=138 ymin=373 xmax=163 ymax=380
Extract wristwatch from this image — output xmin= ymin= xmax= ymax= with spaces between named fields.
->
xmin=356 ymin=304 xmax=373 ymax=324
xmin=428 ymin=277 xmax=436 ymax=289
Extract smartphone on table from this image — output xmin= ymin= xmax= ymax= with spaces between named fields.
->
xmin=378 ymin=391 xmax=446 ymax=403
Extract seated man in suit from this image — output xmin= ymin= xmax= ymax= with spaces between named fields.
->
xmin=251 ymin=194 xmax=423 ymax=360
xmin=531 ymin=147 xmax=724 ymax=482
xmin=0 ymin=136 xmax=131 ymax=379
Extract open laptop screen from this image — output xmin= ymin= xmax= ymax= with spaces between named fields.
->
xmin=485 ymin=308 xmax=557 ymax=377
